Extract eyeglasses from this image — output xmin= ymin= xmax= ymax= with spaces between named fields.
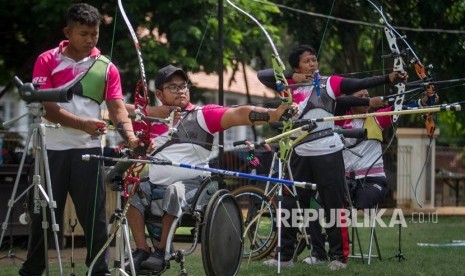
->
xmin=163 ymin=83 xmax=190 ymax=94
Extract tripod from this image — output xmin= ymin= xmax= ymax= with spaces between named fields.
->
xmin=0 ymin=102 xmax=63 ymax=275
xmin=109 ymin=177 xmax=135 ymax=276
xmin=262 ymin=150 xmax=314 ymax=274
xmin=87 ymin=171 xmax=135 ymax=276
xmin=390 ymin=223 xmax=406 ymax=261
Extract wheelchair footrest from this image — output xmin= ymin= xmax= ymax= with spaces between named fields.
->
xmin=137 ymin=262 xmax=169 ymax=276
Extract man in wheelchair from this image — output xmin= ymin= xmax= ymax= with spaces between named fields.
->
xmin=124 ymin=65 xmax=296 ymax=273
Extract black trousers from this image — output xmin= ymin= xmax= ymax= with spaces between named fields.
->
xmin=349 ymin=176 xmax=389 ymax=209
xmin=278 ymin=150 xmax=349 ymax=263
xmin=19 ymin=148 xmax=109 ymax=276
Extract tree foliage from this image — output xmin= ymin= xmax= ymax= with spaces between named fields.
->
xmin=276 ymin=0 xmax=465 ymax=145
xmin=1 ymin=0 xmax=464 ymax=145
xmin=0 ymin=0 xmax=280 ymax=97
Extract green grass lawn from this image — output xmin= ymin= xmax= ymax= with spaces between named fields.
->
xmin=2 ymin=215 xmax=464 ymax=275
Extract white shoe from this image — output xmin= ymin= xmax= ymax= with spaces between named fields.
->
xmin=263 ymin=258 xmax=294 ymax=268
xmin=328 ymin=260 xmax=347 ymax=271
xmin=302 ymin=256 xmax=326 ymax=265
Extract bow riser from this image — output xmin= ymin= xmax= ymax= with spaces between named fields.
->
xmin=412 ymin=59 xmax=437 ymax=136
xmin=383 ymin=26 xmax=406 ymax=123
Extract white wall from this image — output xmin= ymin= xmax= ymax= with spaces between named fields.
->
xmin=396 ymin=128 xmax=438 ymax=209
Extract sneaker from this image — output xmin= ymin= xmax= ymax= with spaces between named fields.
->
xmin=125 ymin=248 xmax=150 ymax=272
xmin=140 ymin=248 xmax=166 ymax=271
xmin=302 ymin=256 xmax=326 ymax=265
xmin=262 ymin=258 xmax=294 ymax=268
xmin=328 ymin=260 xmax=347 ymax=271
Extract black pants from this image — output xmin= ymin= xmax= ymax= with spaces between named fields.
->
xmin=349 ymin=176 xmax=389 ymax=209
xmin=278 ymin=150 xmax=349 ymax=263
xmin=19 ymin=148 xmax=109 ymax=276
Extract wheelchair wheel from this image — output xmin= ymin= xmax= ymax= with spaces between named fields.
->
xmin=191 ymin=175 xmax=222 ymax=212
xmin=231 ymin=185 xmax=277 ymax=261
xmin=201 ymin=189 xmax=243 ymax=276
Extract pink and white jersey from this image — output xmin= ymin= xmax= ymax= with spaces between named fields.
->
xmin=32 ymin=40 xmax=123 ymax=150
xmin=148 ymin=103 xmax=228 ymax=185
xmin=292 ymin=75 xmax=345 ymax=156
xmin=342 ymin=106 xmax=393 ymax=178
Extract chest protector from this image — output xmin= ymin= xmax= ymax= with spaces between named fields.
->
xmin=298 ymin=77 xmax=335 ymax=119
xmin=152 ymin=109 xmax=214 ymax=155
xmin=70 ymin=55 xmax=110 ymax=104
xmin=364 ymin=116 xmax=383 ymax=142
xmin=347 ymin=117 xmax=383 ymax=148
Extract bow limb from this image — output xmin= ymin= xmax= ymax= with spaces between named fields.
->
xmin=226 ymin=2 xmax=295 ymax=271
xmin=117 ymin=0 xmax=154 ymax=153
xmin=226 ymin=0 xmax=294 ymax=164
xmin=117 ymin=0 xmax=148 ymax=91
xmin=367 ymin=0 xmax=407 ymax=123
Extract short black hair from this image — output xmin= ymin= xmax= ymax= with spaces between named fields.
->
xmin=66 ymin=3 xmax=101 ymax=27
xmin=288 ymin=44 xmax=317 ymax=69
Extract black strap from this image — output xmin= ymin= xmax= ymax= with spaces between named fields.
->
xmin=298 ymin=128 xmax=334 ymax=144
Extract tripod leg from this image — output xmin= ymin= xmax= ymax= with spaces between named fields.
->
xmin=286 ymin=160 xmax=311 ymax=262
xmin=345 ymin=180 xmax=364 ymax=263
xmin=122 ymin=220 xmax=136 ymax=276
xmin=396 ymin=223 xmax=406 ymax=261
xmin=389 ymin=221 xmax=406 ymax=261
xmin=374 ymin=227 xmax=381 ymax=260
xmin=112 ymin=215 xmax=133 ymax=276
xmin=367 ymin=206 xmax=377 ymax=265
xmin=276 ymin=158 xmax=284 ymax=274
xmin=37 ymin=125 xmax=63 ymax=275
xmin=40 ymin=198 xmax=50 ymax=276
xmin=69 ymin=219 xmax=77 ymax=276
xmin=0 ymin=206 xmax=26 ymax=262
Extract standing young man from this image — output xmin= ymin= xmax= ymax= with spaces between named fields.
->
xmin=19 ymin=3 xmax=139 ymax=276
xmin=257 ymin=44 xmax=406 ymax=270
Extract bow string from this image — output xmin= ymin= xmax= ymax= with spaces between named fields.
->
xmin=226 ymin=0 xmax=294 ymax=169
xmin=367 ymin=0 xmax=440 ymax=208
xmin=89 ymin=2 xmax=175 ymax=273
xmin=117 ymin=0 xmax=151 ymax=157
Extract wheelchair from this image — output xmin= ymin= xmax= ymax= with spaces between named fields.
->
xmin=139 ymin=175 xmax=243 ymax=276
